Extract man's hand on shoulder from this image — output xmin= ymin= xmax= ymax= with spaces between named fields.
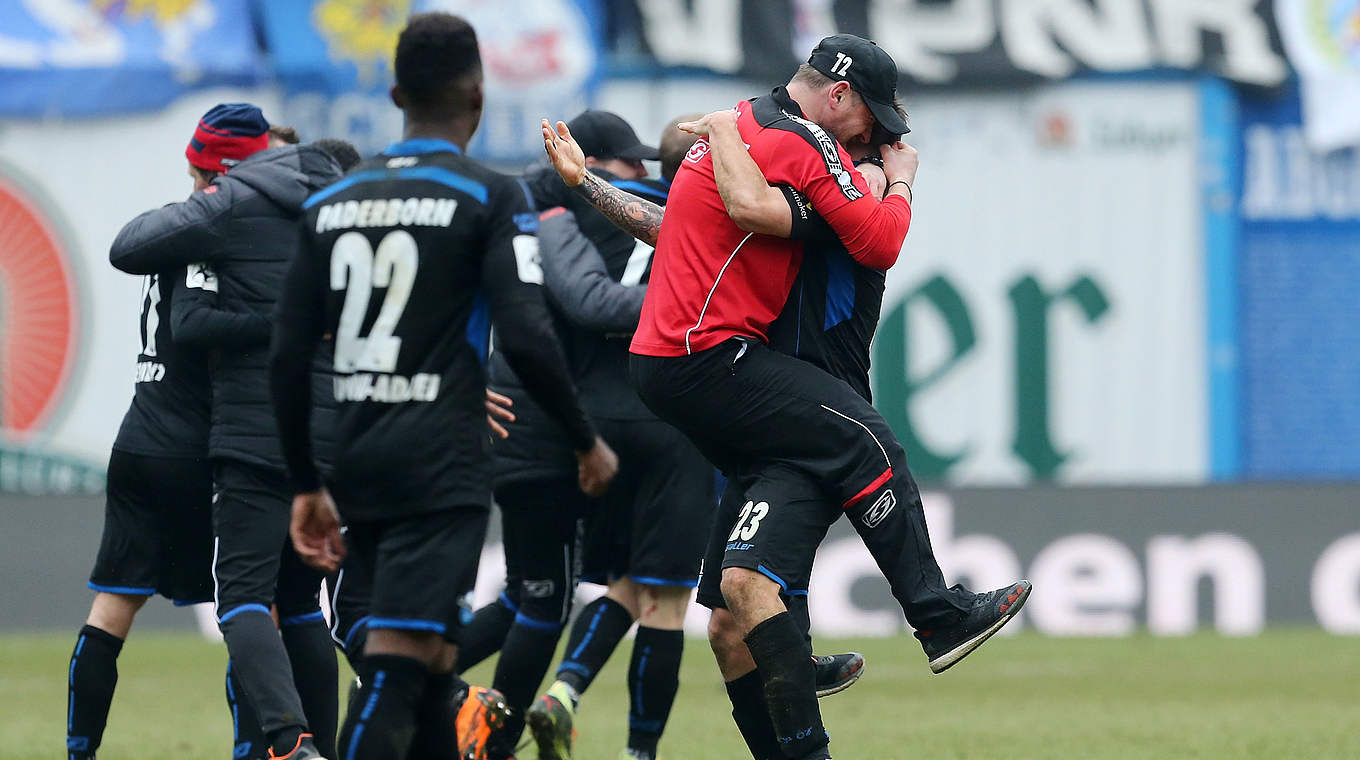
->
xmin=676 ymin=108 xmax=739 ymax=138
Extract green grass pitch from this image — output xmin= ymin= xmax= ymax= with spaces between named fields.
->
xmin=5 ymin=629 xmax=1356 ymax=759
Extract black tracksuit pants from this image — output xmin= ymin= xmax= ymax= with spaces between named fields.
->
xmin=631 ymin=337 xmax=973 ymax=630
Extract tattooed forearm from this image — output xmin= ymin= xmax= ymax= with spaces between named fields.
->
xmin=574 ymin=171 xmax=665 ymax=247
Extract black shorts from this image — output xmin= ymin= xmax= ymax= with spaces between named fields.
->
xmin=582 ymin=418 xmax=716 ymax=588
xmin=631 ymin=339 xmax=903 ymax=509
xmin=695 ymin=464 xmax=839 ymax=610
xmin=212 ymin=461 xmax=324 ymax=624
xmin=89 ymin=449 xmax=213 ymax=605
xmin=341 ymin=506 xmax=488 ymax=644
xmin=495 ymin=479 xmax=588 ymax=628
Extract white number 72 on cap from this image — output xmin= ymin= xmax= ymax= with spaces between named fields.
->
xmin=832 ymin=52 xmax=853 ymax=76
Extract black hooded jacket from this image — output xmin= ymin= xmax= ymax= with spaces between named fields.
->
xmin=109 ymin=144 xmax=341 ymax=471
xmin=488 ymin=171 xmax=669 ymax=486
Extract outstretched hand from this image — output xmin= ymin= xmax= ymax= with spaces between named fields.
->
xmin=676 ymin=109 xmax=739 ymax=138
xmin=542 ymin=118 xmax=587 ymax=187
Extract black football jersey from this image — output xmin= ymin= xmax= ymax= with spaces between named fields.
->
xmin=769 ymin=190 xmax=887 ymax=402
xmin=273 ymin=138 xmax=593 ymax=521
xmin=112 ymin=270 xmax=211 ymax=457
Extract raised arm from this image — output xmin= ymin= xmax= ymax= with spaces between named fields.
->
xmin=787 ymin=135 xmax=917 ymax=271
xmin=677 ymin=110 xmax=794 ymax=237
xmin=541 ymin=118 xmax=665 ymax=247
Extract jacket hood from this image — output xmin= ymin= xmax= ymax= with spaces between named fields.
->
xmin=224 ymin=144 xmax=343 ymax=214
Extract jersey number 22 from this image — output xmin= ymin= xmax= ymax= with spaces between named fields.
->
xmin=331 ymin=230 xmax=418 ymax=373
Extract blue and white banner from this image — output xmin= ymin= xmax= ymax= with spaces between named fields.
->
xmin=259 ymin=0 xmax=603 ymax=162
xmin=0 ymin=0 xmax=262 ymax=117
xmin=1237 ymin=88 xmax=1360 ymax=477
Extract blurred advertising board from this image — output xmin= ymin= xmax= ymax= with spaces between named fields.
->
xmin=603 ymin=0 xmax=1289 ymax=87
xmin=0 ymin=0 xmax=263 ymax=117
xmin=871 ymin=80 xmax=1209 ymax=485
xmin=0 ymin=89 xmax=284 ymax=491
xmin=0 ymin=78 xmax=1224 ymax=491
xmin=7 ymin=484 xmax=1358 ymax=635
xmin=1237 ymin=87 xmax=1360 ymax=478
xmin=259 ymin=0 xmax=604 ymax=160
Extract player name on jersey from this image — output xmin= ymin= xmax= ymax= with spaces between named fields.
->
xmin=314 ymin=197 xmax=458 ymax=233
xmin=333 ymin=371 xmax=441 ymax=403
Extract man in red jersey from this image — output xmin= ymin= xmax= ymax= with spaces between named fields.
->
xmin=545 ymin=34 xmax=1031 ymax=760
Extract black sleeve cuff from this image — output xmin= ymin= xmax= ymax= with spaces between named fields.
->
xmin=779 ymin=185 xmax=816 ymax=241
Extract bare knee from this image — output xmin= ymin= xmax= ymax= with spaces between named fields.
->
xmin=707 ymin=607 xmax=755 ymax=681
xmin=635 ymin=583 xmax=690 ymax=630
xmin=719 ymin=568 xmax=780 ymax=615
xmin=86 ymin=592 xmax=149 ymax=639
xmin=605 ymin=578 xmax=643 ymax=620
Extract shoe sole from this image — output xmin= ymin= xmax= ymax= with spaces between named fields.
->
xmin=815 ymin=655 xmax=865 ymax=698
xmin=929 ymin=581 xmax=1032 ymax=674
xmin=526 ymin=706 xmax=571 ymax=760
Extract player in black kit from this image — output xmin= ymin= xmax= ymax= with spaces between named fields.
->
xmin=542 ymin=105 xmax=1030 ymax=760
xmin=110 ymin=105 xmax=359 ymax=760
xmin=270 ymin=14 xmax=615 ymax=760
xmin=68 ymin=107 xmax=313 ymax=760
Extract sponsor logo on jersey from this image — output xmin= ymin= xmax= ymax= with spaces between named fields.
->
xmin=315 ymin=197 xmax=458 ymax=233
xmin=685 ymin=138 xmax=711 ymax=164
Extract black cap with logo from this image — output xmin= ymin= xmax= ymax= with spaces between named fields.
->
xmin=807 ymin=34 xmax=910 ymax=137
xmin=566 ymin=110 xmax=660 ymax=161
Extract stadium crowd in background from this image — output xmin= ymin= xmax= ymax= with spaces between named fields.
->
xmin=69 ymin=10 xmax=1031 ymax=760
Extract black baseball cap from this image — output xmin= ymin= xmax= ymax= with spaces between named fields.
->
xmin=566 ymin=110 xmax=660 ymax=161
xmin=807 ymin=34 xmax=910 ymax=136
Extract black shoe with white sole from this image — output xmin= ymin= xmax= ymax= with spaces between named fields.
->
xmin=813 ymin=652 xmax=865 ymax=698
xmin=916 ymin=580 xmax=1032 ymax=674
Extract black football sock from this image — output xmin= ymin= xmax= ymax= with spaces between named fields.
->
xmin=627 ymin=627 xmax=683 ymax=758
xmin=281 ymin=614 xmax=338 ymax=758
xmin=219 ymin=608 xmax=308 ymax=756
xmin=407 ymin=670 xmax=459 ymax=760
xmin=336 ymin=654 xmax=428 ymax=760
xmin=725 ymin=670 xmax=782 ymax=760
xmin=66 ymin=624 xmax=122 ymax=760
xmin=555 ymin=597 xmax=633 ymax=695
xmin=456 ymin=594 xmax=517 ymax=674
xmin=743 ymin=612 xmax=829 ymax=760
xmin=227 ymin=659 xmax=268 ymax=760
xmin=493 ymin=613 xmax=566 ymax=746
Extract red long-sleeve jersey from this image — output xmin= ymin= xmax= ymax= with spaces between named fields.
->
xmin=630 ymin=86 xmax=912 ymax=357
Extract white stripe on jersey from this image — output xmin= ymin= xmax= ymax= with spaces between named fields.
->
xmin=684 ymin=233 xmax=754 ymax=355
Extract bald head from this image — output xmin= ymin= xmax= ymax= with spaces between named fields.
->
xmin=659 ymin=113 xmax=703 ymax=182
